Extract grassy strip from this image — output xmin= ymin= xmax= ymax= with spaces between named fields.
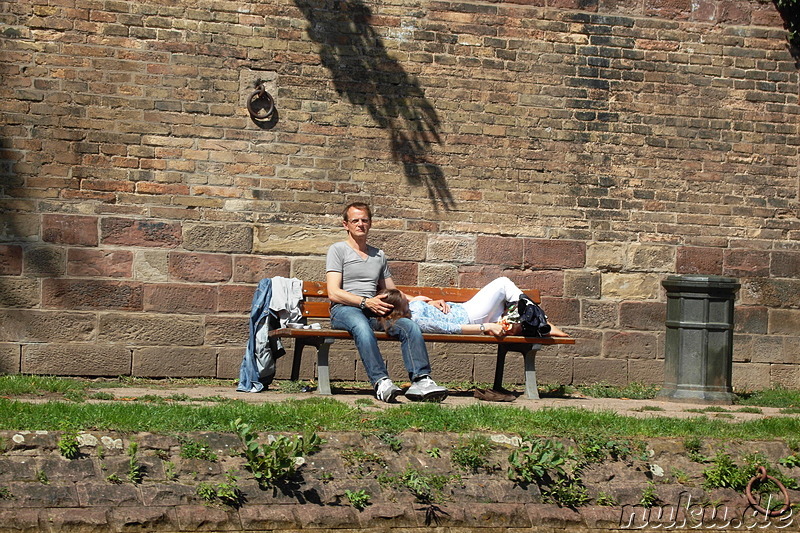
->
xmin=1 ymin=397 xmax=798 ymax=441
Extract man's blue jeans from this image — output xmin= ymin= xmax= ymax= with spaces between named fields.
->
xmin=330 ymin=304 xmax=432 ymax=385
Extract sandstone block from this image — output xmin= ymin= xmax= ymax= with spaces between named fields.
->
xmin=233 ymin=256 xmax=290 ymax=283
xmin=602 ymin=273 xmax=661 ymax=300
xmin=217 ymin=347 xmax=243 ymax=379
xmin=458 ymin=265 xmax=505 ymax=288
xmin=427 ymin=234 xmax=476 ymax=263
xmin=564 ymin=271 xmax=601 ymax=298
xmin=101 ymin=217 xmax=182 ymax=248
xmin=474 ymin=352 xmax=524 ymax=384
xmin=175 ymin=505 xmax=237 ymax=532
xmin=0 ymin=212 xmax=39 ymax=242
xmin=43 ymin=278 xmax=143 ymax=310
xmin=732 ymin=362 xmax=770 ymax=391
xmin=581 ymin=300 xmax=618 ymax=328
xmin=723 ymin=249 xmax=770 ymax=277
xmin=535 ymin=355 xmax=573 ymax=386
xmin=676 ymin=246 xmax=723 ymax=275
xmin=67 ymin=248 xmax=133 ymax=278
xmin=205 ymin=316 xmax=248 ymax=345
xmin=0 ymin=343 xmax=19 ymax=373
xmin=771 ymin=363 xmax=800 ymax=389
xmin=109 ymin=507 xmax=178 ymax=532
xmin=0 ymin=310 xmax=95 ymax=342
xmin=740 ymin=278 xmax=800 ymax=308
xmin=387 ymin=260 xmax=418 ymax=285
xmin=733 ymin=334 xmax=754 ymax=363
xmin=42 ymin=214 xmax=98 ymax=246
xmin=768 ymin=309 xmax=800 ymax=335
xmin=525 ymin=239 xmax=586 ymax=269
xmin=431 ymin=352 xmax=474 ymax=382
xmin=294 ymin=499 xmax=358 ymax=528
xmin=98 ymin=313 xmax=203 ymax=346
xmin=22 ymin=343 xmax=130 ymax=376
xmin=23 ymin=245 xmax=65 ymax=277
xmin=0 ymin=277 xmax=40 ymax=308
xmin=254 ymin=225 xmax=339 ymax=255
xmin=603 ymin=331 xmax=658 ymax=360
xmin=168 ymin=252 xmax=232 ymax=282
xmin=132 ymin=347 xmax=217 ymax=377
xmin=133 ymin=250 xmax=169 ymax=282
xmin=42 ymin=507 xmax=107 ymax=530
xmin=619 ymin=301 xmax=665 ymax=330
xmin=511 ymin=270 xmax=564 ymax=297
xmin=417 ymin=263 xmax=458 ymax=287
xmin=771 ymin=251 xmax=800 ymax=278
xmin=218 ymin=284 xmax=253 ymax=313
xmin=239 ymin=505 xmax=297 ymax=531
xmin=476 ymin=235 xmax=523 ymax=266
xmin=627 ymin=244 xmax=674 ymax=272
xmin=751 ymin=335 xmax=783 ymax=364
xmin=541 ymin=296 xmax=580 ymax=325
xmin=586 ymin=242 xmax=626 ymax=272
xmin=783 ymin=336 xmax=800 ymax=365
xmin=183 ymin=223 xmax=252 ymax=253
xmin=628 ymin=359 xmax=664 ymax=385
xmin=290 ymin=257 xmax=326 ymax=282
xmin=734 ymin=306 xmax=768 ymax=334
xmin=143 ymin=283 xmax=217 ymax=314
xmin=370 ymin=230 xmax=427 ymax=261
xmin=573 ymin=357 xmax=628 ymax=386
xmin=0 ymin=245 xmax=22 ymax=274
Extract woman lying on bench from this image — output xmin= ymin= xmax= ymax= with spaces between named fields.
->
xmin=377 ymin=277 xmax=568 ymax=338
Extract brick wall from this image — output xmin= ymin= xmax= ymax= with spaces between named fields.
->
xmin=0 ymin=0 xmax=798 ymax=390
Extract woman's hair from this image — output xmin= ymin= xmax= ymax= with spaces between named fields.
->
xmin=375 ymin=288 xmax=410 ymax=331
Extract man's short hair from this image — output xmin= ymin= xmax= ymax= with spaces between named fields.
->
xmin=342 ymin=202 xmax=372 ymax=222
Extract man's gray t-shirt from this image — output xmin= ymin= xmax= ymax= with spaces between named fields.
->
xmin=326 ymin=241 xmax=392 ymax=300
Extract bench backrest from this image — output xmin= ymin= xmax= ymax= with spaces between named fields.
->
xmin=299 ymin=281 xmax=541 ymax=320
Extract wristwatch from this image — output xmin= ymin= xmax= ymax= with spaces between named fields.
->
xmin=360 ymin=296 xmax=367 ymax=310
xmin=479 ymin=324 xmax=486 ymax=333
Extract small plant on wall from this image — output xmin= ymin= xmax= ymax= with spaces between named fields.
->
xmin=775 ymin=0 xmax=800 ymax=52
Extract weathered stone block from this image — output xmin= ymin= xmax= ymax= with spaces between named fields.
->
xmin=253 ymin=225 xmax=339 ymax=255
xmin=233 ymin=256 xmax=290 ymax=283
xmin=23 ymin=245 xmax=65 ymax=277
xmin=723 ymin=249 xmax=770 ymax=277
xmin=602 ymin=273 xmax=661 ymax=300
xmin=205 ymin=316 xmax=247 ymax=345
xmin=732 ymin=362 xmax=770 ymax=391
xmin=740 ymin=278 xmax=800 ymax=308
xmin=677 ymin=246 xmax=724 ymax=275
xmin=427 ymin=234 xmax=476 ymax=263
xmin=474 ymin=352 xmax=524 ymax=384
xmin=133 ymin=250 xmax=169 ymax=282
xmin=0 ymin=277 xmax=40 ymax=307
xmin=109 ymin=507 xmax=178 ymax=532
xmin=768 ymin=309 xmax=800 ymax=336
xmin=218 ymin=284 xmax=253 ymax=313
xmin=0 ymin=245 xmax=22 ymax=275
xmin=541 ymin=296 xmax=580 ymax=325
xmin=619 ymin=301 xmax=665 ymax=330
xmin=0 ymin=310 xmax=95 ymax=342
xmin=101 ymin=218 xmax=182 ymax=248
xmin=476 ymin=235 xmax=523 ymax=267
xmin=0 ymin=212 xmax=38 ymax=243
xmin=581 ymin=300 xmax=618 ymax=328
xmin=175 ymin=505 xmax=237 ymax=532
xmin=586 ymin=242 xmax=626 ymax=272
xmin=183 ymin=223 xmax=252 ymax=253
xmin=133 ymin=347 xmax=217 ymax=377
xmin=417 ymin=263 xmax=458 ymax=287
xmin=370 ymin=230 xmax=427 ymax=261
xmin=387 ymin=260 xmax=418 ymax=285
xmin=42 ymin=214 xmax=98 ymax=246
xmin=291 ymin=257 xmax=326 ymax=282
xmin=67 ymin=248 xmax=133 ymax=278
xmin=0 ymin=343 xmax=19 ymax=374
xmin=217 ymin=347 xmax=243 ymax=380
xmin=98 ymin=313 xmax=204 ymax=345
xmin=239 ymin=505 xmax=297 ymax=531
xmin=734 ymin=305 xmax=768 ymax=334
xmin=22 ymin=343 xmax=130 ymax=376
xmin=573 ymin=357 xmax=628 ymax=385
xmin=771 ymin=251 xmax=800 ymax=278
xmin=143 ymin=283 xmax=217 ymax=313
xmin=458 ymin=265 xmax=505 ymax=288
xmin=627 ymin=244 xmax=674 ymax=272
xmin=603 ymin=331 xmax=658 ymax=360
xmin=512 ymin=270 xmax=564 ymax=297
xmin=525 ymin=239 xmax=586 ymax=270
xmin=564 ymin=271 xmax=601 ymax=298
xmin=43 ymin=278 xmax=143 ymax=310
xmin=751 ymin=335 xmax=783 ymax=364
xmin=628 ymin=359 xmax=664 ymax=385
xmin=535 ymin=355 xmax=573 ymax=386
xmin=431 ymin=352 xmax=474 ymax=382
xmin=771 ymin=363 xmax=800 ymax=390
xmin=168 ymin=252 xmax=232 ymax=283
xmin=42 ymin=507 xmax=106 ymax=530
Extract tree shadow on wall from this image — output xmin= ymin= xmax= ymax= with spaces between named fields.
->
xmin=773 ymin=0 xmax=800 ymax=63
xmin=293 ymin=0 xmax=455 ymax=211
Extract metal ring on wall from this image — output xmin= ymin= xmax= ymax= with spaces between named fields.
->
xmin=247 ymin=86 xmax=275 ymax=122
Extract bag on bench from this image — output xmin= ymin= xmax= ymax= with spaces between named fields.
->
xmin=518 ymin=294 xmax=551 ymax=337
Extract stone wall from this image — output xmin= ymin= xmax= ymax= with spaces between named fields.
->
xmin=0 ymin=0 xmax=798 ymax=389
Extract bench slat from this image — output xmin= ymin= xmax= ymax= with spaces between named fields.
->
xmin=272 ymin=327 xmax=575 ymax=345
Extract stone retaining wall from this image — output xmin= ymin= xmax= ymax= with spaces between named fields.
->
xmin=0 ymin=0 xmax=798 ymax=389
xmin=0 ymin=430 xmax=797 ymax=532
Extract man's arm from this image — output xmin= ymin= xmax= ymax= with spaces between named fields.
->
xmin=327 ymin=271 xmax=392 ymax=315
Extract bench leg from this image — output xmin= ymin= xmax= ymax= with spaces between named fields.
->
xmin=290 ymin=340 xmax=307 ymax=382
xmin=493 ymin=345 xmax=508 ymax=391
xmin=316 ymin=339 xmax=334 ymax=396
xmin=523 ymin=348 xmax=540 ymax=400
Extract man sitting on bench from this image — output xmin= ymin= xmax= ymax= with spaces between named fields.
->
xmin=325 ymin=202 xmax=449 ymax=404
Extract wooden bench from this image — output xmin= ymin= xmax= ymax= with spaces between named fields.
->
xmin=269 ymin=281 xmax=575 ymax=399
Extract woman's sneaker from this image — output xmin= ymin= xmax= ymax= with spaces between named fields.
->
xmin=405 ymin=376 xmax=448 ymax=402
xmin=375 ymin=378 xmax=401 ymax=403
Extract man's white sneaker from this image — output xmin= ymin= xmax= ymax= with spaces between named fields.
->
xmin=375 ymin=378 xmax=401 ymax=403
xmin=405 ymin=376 xmax=448 ymax=402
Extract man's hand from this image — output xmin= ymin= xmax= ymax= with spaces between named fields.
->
xmin=366 ymin=293 xmax=394 ymax=316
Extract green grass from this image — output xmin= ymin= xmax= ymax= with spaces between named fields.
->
xmin=737 ymin=386 xmax=800 ymax=408
xmin=575 ymin=382 xmax=660 ymax=399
